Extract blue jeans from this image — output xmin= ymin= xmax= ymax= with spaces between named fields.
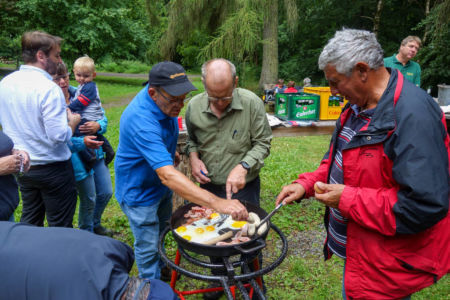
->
xmin=77 ymin=159 xmax=113 ymax=232
xmin=120 ymin=189 xmax=173 ymax=279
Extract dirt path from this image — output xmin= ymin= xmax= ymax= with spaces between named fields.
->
xmin=1 ymin=67 xmax=200 ymax=80
xmin=1 ymin=67 xmax=199 ymax=110
xmin=102 ymin=93 xmax=135 ymax=109
xmin=97 ymin=71 xmax=201 ymax=80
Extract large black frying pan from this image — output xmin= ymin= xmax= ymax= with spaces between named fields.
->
xmin=170 ymin=202 xmax=269 ymax=257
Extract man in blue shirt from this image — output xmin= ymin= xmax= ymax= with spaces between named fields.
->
xmin=115 ymin=61 xmax=248 ymax=281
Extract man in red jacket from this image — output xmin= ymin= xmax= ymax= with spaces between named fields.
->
xmin=276 ymin=28 xmax=449 ymax=299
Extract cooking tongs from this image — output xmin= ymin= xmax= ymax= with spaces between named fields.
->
xmin=256 ymin=202 xmax=284 ymax=231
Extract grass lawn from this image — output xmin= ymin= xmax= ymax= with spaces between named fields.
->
xmin=11 ymin=76 xmax=450 ymax=299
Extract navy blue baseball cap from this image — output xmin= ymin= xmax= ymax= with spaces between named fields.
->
xmin=144 ymin=61 xmax=197 ymax=96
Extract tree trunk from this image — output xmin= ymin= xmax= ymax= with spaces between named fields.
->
xmin=259 ymin=0 xmax=278 ymax=91
xmin=422 ymin=0 xmax=431 ymax=44
xmin=373 ymin=0 xmax=384 ymax=36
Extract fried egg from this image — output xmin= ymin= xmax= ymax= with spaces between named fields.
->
xmin=209 ymin=212 xmax=220 ymax=219
xmin=216 ymin=216 xmax=248 ymax=231
xmin=175 ymin=214 xmax=248 ymax=244
xmin=175 ymin=223 xmax=220 ymax=243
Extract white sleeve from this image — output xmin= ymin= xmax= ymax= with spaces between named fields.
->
xmin=41 ymin=86 xmax=72 ymax=144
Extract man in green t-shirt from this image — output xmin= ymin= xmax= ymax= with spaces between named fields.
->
xmin=384 ymin=36 xmax=421 ymax=87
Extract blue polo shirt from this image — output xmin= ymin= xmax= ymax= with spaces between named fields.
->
xmin=115 ymin=86 xmax=178 ymax=207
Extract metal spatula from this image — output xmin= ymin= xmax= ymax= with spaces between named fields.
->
xmin=256 ymin=202 xmax=284 ymax=231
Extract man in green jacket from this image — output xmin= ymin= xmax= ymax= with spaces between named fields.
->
xmin=185 ymin=58 xmax=272 ymax=300
xmin=384 ymin=35 xmax=421 ymax=87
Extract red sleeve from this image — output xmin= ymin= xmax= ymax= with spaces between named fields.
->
xmin=293 ymin=149 xmax=332 ymax=199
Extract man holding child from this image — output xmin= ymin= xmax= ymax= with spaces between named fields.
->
xmin=0 ymin=31 xmax=80 ymax=228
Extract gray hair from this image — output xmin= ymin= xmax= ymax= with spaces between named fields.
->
xmin=400 ymin=35 xmax=421 ymax=48
xmin=318 ymin=29 xmax=384 ymax=76
xmin=201 ymin=58 xmax=236 ymax=81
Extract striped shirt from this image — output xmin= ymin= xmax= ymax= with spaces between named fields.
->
xmin=327 ymin=105 xmax=374 ymax=258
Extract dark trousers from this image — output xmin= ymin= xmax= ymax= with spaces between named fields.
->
xmin=18 ymin=160 xmax=77 ymax=227
xmin=201 ymin=177 xmax=266 ymax=296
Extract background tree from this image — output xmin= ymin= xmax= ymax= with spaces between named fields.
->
xmin=416 ymin=0 xmax=450 ymax=94
xmin=1 ymin=0 xmax=448 ymax=95
xmin=0 ymin=0 xmax=151 ymax=67
xmin=156 ymin=0 xmax=297 ymax=89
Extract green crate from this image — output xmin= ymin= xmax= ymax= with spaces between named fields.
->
xmin=288 ymin=93 xmax=320 ymax=121
xmin=275 ymin=93 xmax=289 ymax=119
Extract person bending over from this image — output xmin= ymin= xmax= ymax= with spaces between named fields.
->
xmin=0 ymin=221 xmax=179 ymax=300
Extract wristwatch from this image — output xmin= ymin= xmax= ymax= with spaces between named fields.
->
xmin=240 ymin=161 xmax=250 ymax=170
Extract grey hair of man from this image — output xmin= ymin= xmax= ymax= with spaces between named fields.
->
xmin=318 ymin=29 xmax=384 ymax=76
xmin=201 ymin=58 xmax=237 ymax=82
xmin=400 ymin=35 xmax=422 ymax=48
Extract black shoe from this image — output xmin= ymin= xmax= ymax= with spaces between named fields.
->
xmin=79 ymin=148 xmax=97 ymax=172
xmin=94 ymin=225 xmax=114 ymax=237
xmin=160 ymin=266 xmax=180 ymax=282
xmin=203 ymin=282 xmax=224 ymax=300
xmin=97 ymin=135 xmax=115 ymax=165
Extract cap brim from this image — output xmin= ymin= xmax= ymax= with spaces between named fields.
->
xmin=163 ymin=80 xmax=197 ymax=96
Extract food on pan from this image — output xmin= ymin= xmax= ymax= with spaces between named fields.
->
xmin=247 ymin=212 xmax=267 ymax=236
xmin=175 ymin=206 xmax=265 ymax=245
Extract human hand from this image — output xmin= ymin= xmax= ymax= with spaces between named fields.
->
xmin=83 ymin=136 xmax=104 ymax=149
xmin=190 ymin=155 xmax=211 ymax=184
xmin=213 ymin=199 xmax=248 ymax=221
xmin=67 ymin=109 xmax=81 ymax=133
xmin=313 ymin=181 xmax=344 ymax=209
xmin=225 ymin=164 xmax=247 ymax=200
xmin=78 ymin=121 xmax=100 ymax=135
xmin=275 ymin=183 xmax=306 ymax=205
xmin=12 ymin=149 xmax=30 ymax=173
xmin=0 ymin=154 xmax=22 ymax=175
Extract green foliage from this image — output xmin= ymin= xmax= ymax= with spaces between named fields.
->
xmin=199 ymin=8 xmax=262 ymax=62
xmin=0 ymin=0 xmax=151 ymax=65
xmin=415 ymin=0 xmax=450 ymax=93
xmin=176 ymin=30 xmax=210 ymax=70
xmin=1 ymin=0 xmax=448 ymax=93
xmin=143 ymin=0 xmax=169 ymax=64
xmin=98 ymin=60 xmax=151 ymax=74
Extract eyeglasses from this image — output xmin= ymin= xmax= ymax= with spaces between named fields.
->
xmin=156 ymin=88 xmax=186 ymax=104
xmin=207 ymin=95 xmax=233 ymax=102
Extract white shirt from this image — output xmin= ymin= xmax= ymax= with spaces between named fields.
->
xmin=0 ymin=65 xmax=73 ymax=165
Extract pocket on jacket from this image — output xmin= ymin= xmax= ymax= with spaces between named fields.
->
xmin=382 ymin=231 xmax=440 ymax=275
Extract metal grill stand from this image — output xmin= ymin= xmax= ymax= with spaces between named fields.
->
xmin=158 ymin=224 xmax=288 ymax=300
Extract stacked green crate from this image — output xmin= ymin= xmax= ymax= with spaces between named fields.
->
xmin=288 ymin=93 xmax=320 ymax=121
xmin=275 ymin=93 xmax=289 ymax=119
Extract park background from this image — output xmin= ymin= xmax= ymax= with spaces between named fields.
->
xmin=1 ymin=0 xmax=449 ymax=94
xmin=1 ymin=1 xmax=449 ymax=299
